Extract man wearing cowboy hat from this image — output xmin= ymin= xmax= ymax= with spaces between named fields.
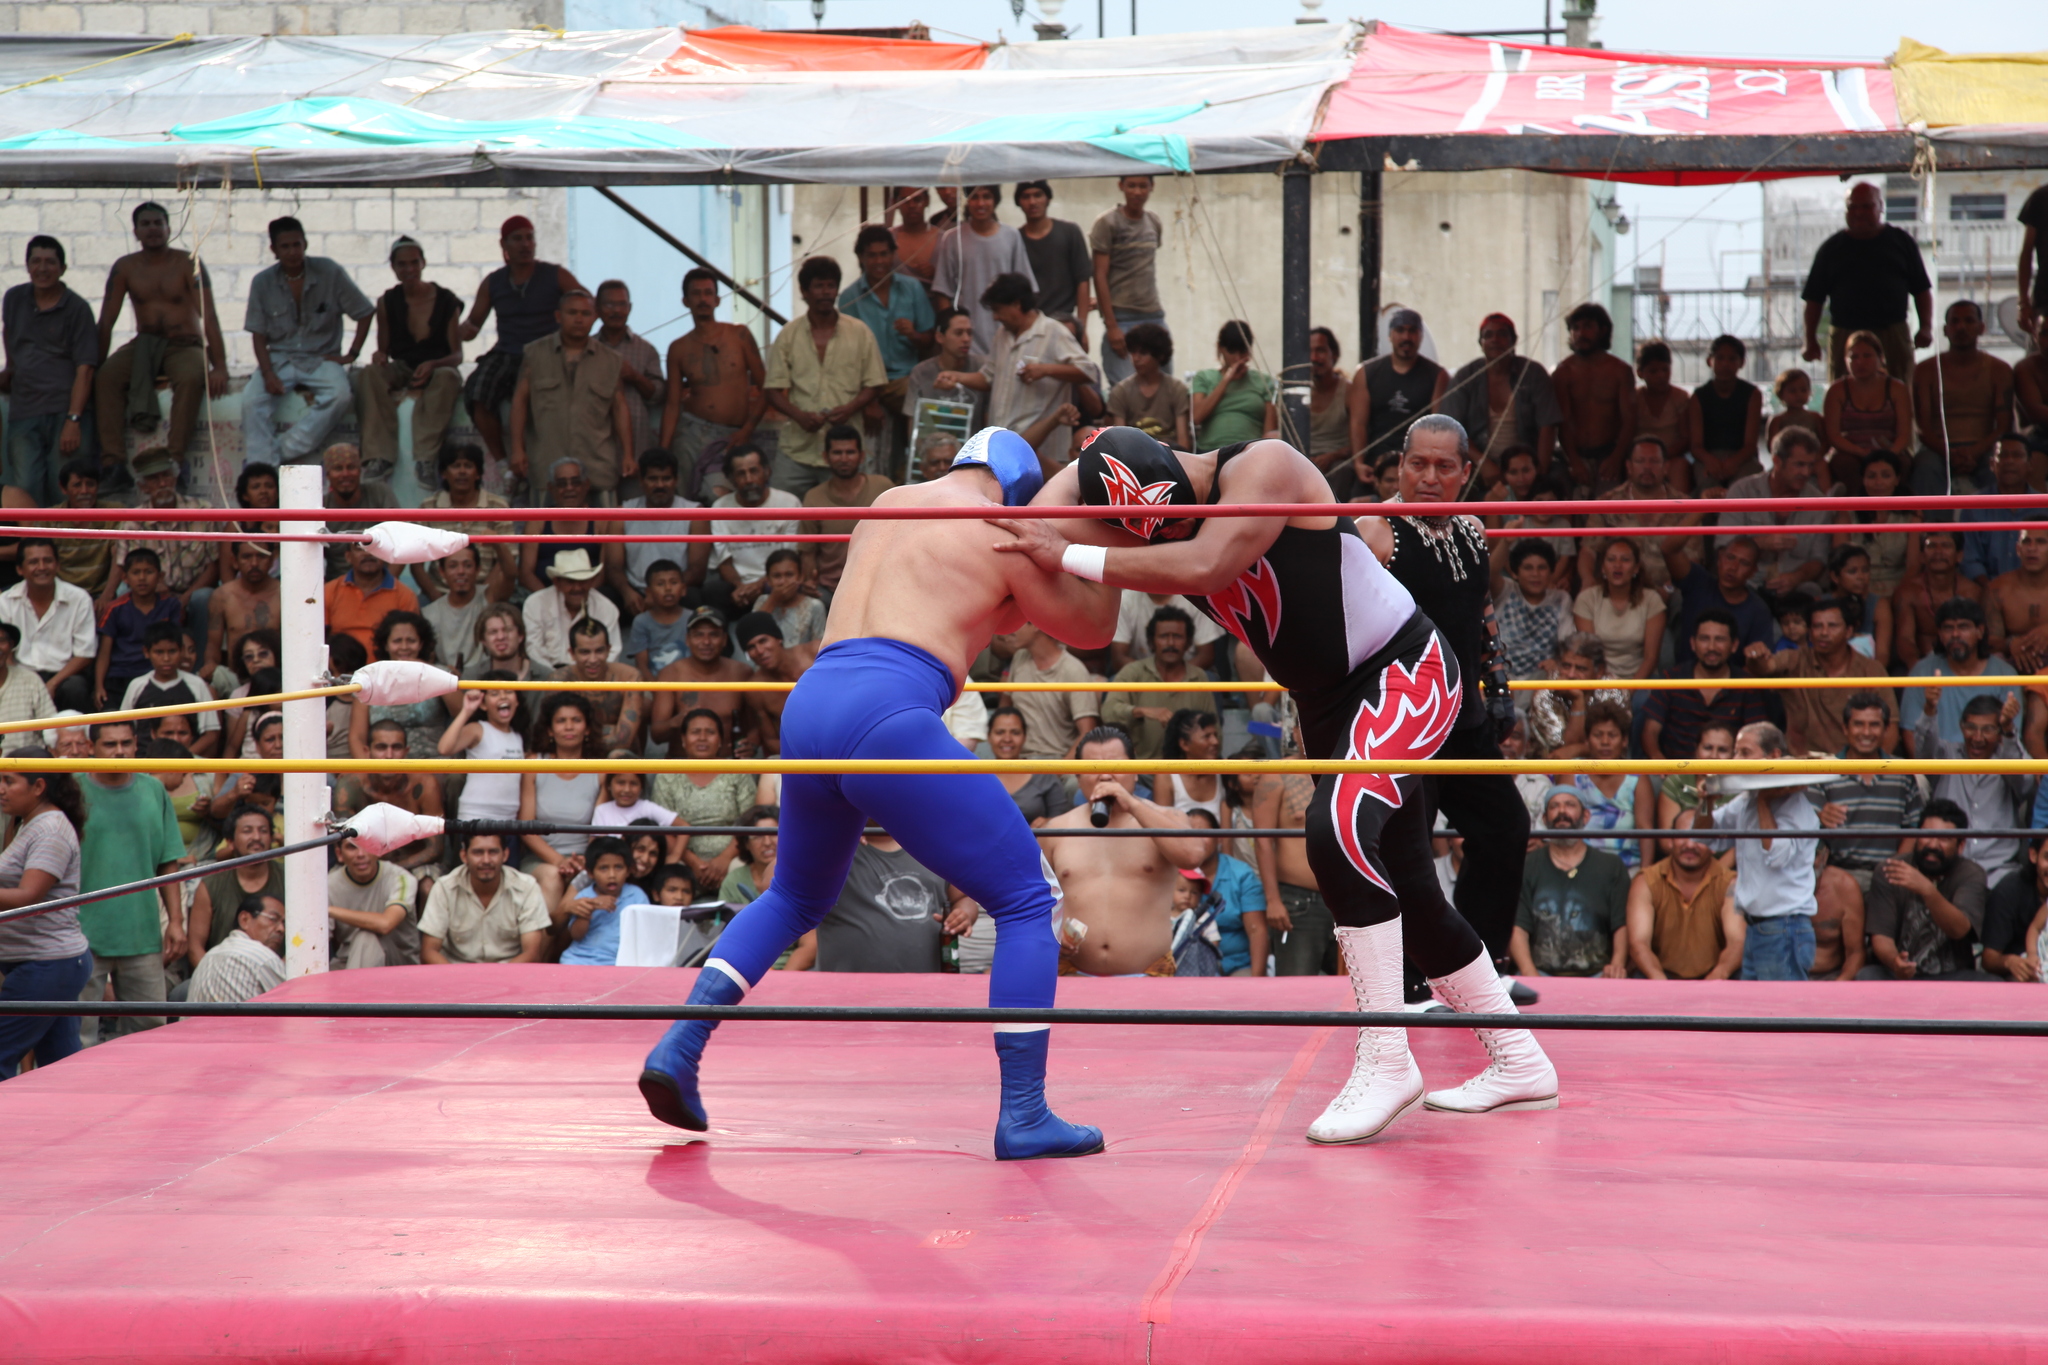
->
xmin=520 ymin=547 xmax=620 ymax=672
xmin=323 ymin=543 xmax=418 ymax=656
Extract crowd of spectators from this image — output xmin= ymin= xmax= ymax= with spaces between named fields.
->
xmin=0 ymin=177 xmax=2045 ymax=1078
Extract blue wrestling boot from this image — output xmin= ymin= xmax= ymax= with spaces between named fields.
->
xmin=992 ymin=1031 xmax=1104 ymax=1161
xmin=639 ymin=964 xmax=748 ymax=1131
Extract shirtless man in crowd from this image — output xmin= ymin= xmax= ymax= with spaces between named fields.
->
xmin=1250 ymin=770 xmax=1338 ymax=977
xmin=661 ymin=268 xmax=768 ymax=495
xmin=736 ymin=611 xmax=816 ymax=756
xmin=1808 ymin=843 xmax=1867 ymax=981
xmin=651 ymin=606 xmax=759 ymax=758
xmin=1552 ymin=303 xmax=1636 ymax=491
xmin=1891 ymin=530 xmax=1982 ymax=667
xmin=331 ymin=718 xmax=448 ymax=892
xmin=1912 ymin=300 xmax=2014 ymax=494
xmin=206 ymin=540 xmax=279 ymax=674
xmin=1038 ymin=725 xmax=1205 ymax=975
xmin=95 ymin=201 xmax=230 ymax=479
xmin=552 ymin=617 xmax=647 ymax=755
xmin=1987 ymin=526 xmax=2048 ymax=672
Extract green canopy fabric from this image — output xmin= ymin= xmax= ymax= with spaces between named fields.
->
xmin=169 ymin=98 xmax=710 ymax=151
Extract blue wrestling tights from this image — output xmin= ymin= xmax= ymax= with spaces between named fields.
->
xmin=639 ymin=637 xmax=1102 ymax=1160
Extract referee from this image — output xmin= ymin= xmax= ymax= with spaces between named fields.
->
xmin=1362 ymin=413 xmax=1536 ymax=1003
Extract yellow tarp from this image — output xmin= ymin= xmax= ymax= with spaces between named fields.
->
xmin=1892 ymin=37 xmax=2048 ymax=128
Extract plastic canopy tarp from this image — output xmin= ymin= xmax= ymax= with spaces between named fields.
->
xmin=1897 ymin=38 xmax=2048 ymax=145
xmin=0 ymin=27 xmax=1353 ymax=185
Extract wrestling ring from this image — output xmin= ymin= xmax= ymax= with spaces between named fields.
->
xmin=0 ymin=477 xmax=2043 ymax=1363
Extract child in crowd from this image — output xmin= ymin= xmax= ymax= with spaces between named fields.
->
xmin=760 ymin=549 xmax=826 ymax=646
xmin=592 ymin=772 xmax=681 ymax=834
xmin=627 ymin=559 xmax=691 ymax=675
xmin=95 ymin=548 xmax=181 ymax=709
xmin=1768 ymin=368 xmax=1824 ymax=448
xmin=1771 ymin=599 xmax=1810 ymax=654
xmin=559 ymin=836 xmax=648 ymax=967
xmin=1633 ymin=341 xmax=1695 ymax=489
xmin=183 ymin=626 xmax=235 ymax=700
xmin=652 ymin=863 xmax=695 ymax=907
xmin=123 ymin=621 xmax=221 ymax=757
xmin=439 ymin=671 xmax=525 ymax=822
xmin=1690 ymin=334 xmax=1763 ymax=490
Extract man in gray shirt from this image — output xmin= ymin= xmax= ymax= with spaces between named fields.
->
xmin=1 ymin=235 xmax=100 ymax=507
xmin=812 ymin=832 xmax=974 ymax=972
xmin=241 ymin=215 xmax=373 ymax=469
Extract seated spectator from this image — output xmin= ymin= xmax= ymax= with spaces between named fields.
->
xmin=1743 ymin=595 xmax=1896 ymax=754
xmin=1555 ymin=699 xmax=1651 ymax=871
xmin=186 ymin=893 xmax=285 ymax=1003
xmin=1891 ymin=529 xmax=1981 ymax=668
xmin=1513 ymin=786 xmax=1629 ymax=978
xmin=1688 ymin=333 xmax=1763 ymax=489
xmin=1808 ymin=690 xmax=1922 ymax=895
xmin=204 ymin=540 xmax=279 ymax=679
xmin=421 ymin=547 xmax=488 ymax=678
xmin=471 ymin=603 xmax=539 ymax=694
xmin=652 ymin=707 xmax=759 ymax=897
xmin=1859 ymin=801 xmax=1995 ymax=980
xmin=1909 ymin=300 xmax=2013 ymax=498
xmin=1809 ymin=843 xmax=1868 ymax=981
xmin=902 ymin=307 xmax=984 ymax=437
xmin=517 ymin=459 xmax=608 ymax=595
xmin=1189 ymin=320 xmax=1277 ymax=451
xmin=212 ymin=461 xmax=279 ymax=595
xmin=759 ymin=549 xmax=826 ymax=647
xmin=651 ymin=608 xmax=759 ymax=759
xmin=44 ymin=715 xmax=90 ymax=759
xmin=1654 ymin=718 xmax=1737 ymax=849
xmin=1039 ymin=726 xmax=1206 ymax=976
xmin=94 ymin=548 xmax=180 ymax=710
xmin=999 ymin=623 xmax=1099 ymax=760
xmin=1640 ymin=610 xmax=1768 ymax=760
xmin=107 ymin=451 xmax=218 ymax=621
xmin=1491 ymin=539 xmax=1572 ymax=681
xmin=798 ymin=427 xmax=894 ymax=596
xmin=913 ymin=433 xmax=963 ymax=484
xmin=332 ymin=719 xmax=446 ymax=889
xmin=516 ymin=693 xmax=605 ymax=917
xmin=1902 ymin=597 xmax=2019 ymax=756
xmin=241 ymin=216 xmax=372 ymax=470
xmin=1771 ymin=599 xmax=1809 ymax=653
xmin=1481 ymin=447 xmax=1576 ymax=579
xmin=45 ymin=460 xmax=121 ymax=604
xmin=1833 ymin=449 xmax=1917 ymax=611
xmin=737 ymin=612 xmax=814 ymax=757
xmin=1990 ymin=531 xmax=2048 ymax=686
xmin=1960 ymin=438 xmax=2040 ymax=584
xmin=2 ymin=538 xmax=95 ymax=713
xmin=353 ymin=234 xmax=464 ymax=480
xmin=620 ymin=823 xmax=667 ymax=895
xmin=614 ymin=450 xmax=703 ymax=614
xmin=988 ymin=706 xmax=1075 ymax=825
xmin=121 ymin=621 xmax=219 ymax=759
xmin=212 ymin=712 xmax=284 ymax=829
xmin=144 ymin=734 xmax=214 ymax=864
xmin=1498 ymin=718 xmax=1552 ymax=830
xmin=520 ymin=549 xmax=621 ymax=674
xmin=1626 ymin=813 xmax=1740 ymax=980
xmin=1577 ymin=438 xmax=1692 ymax=589
xmin=439 ymin=676 xmax=524 ymax=823
xmin=1185 ymin=806 xmax=1267 ymax=977
xmin=0 ymin=622 xmax=56 ymax=755
xmin=318 ymin=443 xmax=396 ymax=580
xmin=1698 ymin=722 xmax=1821 ymax=980
xmin=1100 ymin=607 xmax=1218 ymax=759
xmin=1981 ymin=834 xmax=2048 ymax=982
xmin=550 ymin=617 xmax=646 ymax=756
xmin=627 ymin=559 xmax=692 ymax=677
xmin=323 ymin=545 xmax=418 ymax=656
xmin=591 ymin=772 xmax=678 ymax=837
xmin=326 ymin=835 xmax=420 ymax=970
xmin=704 ymin=443 xmax=803 ymax=619
xmin=1769 ymin=366 xmax=1825 ymax=448
xmin=1823 ymin=543 xmax=1889 ymax=660
xmin=1110 ymin=588 xmax=1221 ymax=675
xmin=1661 ymin=533 xmax=1774 ymax=665
xmin=1916 ymin=692 xmax=2029 ymax=888
xmin=1160 ymin=709 xmax=1224 ymax=821
xmin=1823 ymin=329 xmax=1912 ymax=494
xmin=420 ymin=830 xmax=550 ymax=965
xmin=790 ymin=830 xmax=972 ymax=973
xmin=558 ymin=835 xmax=649 ymax=967
xmin=348 ymin=611 xmax=444 ymax=758
xmin=718 ymin=805 xmax=779 ymax=906
xmin=418 ymin=440 xmax=516 ymax=603
xmin=1526 ymin=633 xmax=1628 ymax=760
xmin=509 ymin=288 xmax=631 ymax=499
xmin=1104 ymin=321 xmax=1190 ymax=449
xmin=1718 ymin=427 xmax=1833 ymax=595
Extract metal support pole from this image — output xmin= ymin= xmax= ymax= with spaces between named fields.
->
xmin=279 ymin=464 xmax=330 ymax=978
xmin=1279 ymin=161 xmax=1314 ymax=448
xmin=1357 ymin=168 xmax=1383 ymax=362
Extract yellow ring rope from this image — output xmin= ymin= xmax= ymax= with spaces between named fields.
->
xmin=2 ymin=684 xmax=360 ymax=738
xmin=452 ymin=676 xmax=2043 ymax=693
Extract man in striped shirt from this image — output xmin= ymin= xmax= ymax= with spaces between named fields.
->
xmin=187 ymin=894 xmax=285 ymax=1004
xmin=1809 ymin=690 xmax=1923 ymax=896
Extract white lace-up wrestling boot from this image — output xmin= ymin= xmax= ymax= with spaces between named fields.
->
xmin=1423 ymin=950 xmax=1559 ymax=1112
xmin=1306 ymin=921 xmax=1425 ymax=1145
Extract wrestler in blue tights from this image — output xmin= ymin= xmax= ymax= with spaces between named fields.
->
xmin=641 ymin=635 xmax=1101 ymax=1160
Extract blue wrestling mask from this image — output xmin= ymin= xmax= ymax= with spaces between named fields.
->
xmin=1075 ymin=425 xmax=1200 ymax=543
xmin=951 ymin=426 xmax=1045 ymax=507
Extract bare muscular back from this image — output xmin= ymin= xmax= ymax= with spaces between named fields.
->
xmin=1042 ymin=804 xmax=1182 ymax=974
xmin=1259 ymin=773 xmax=1318 ymax=889
xmin=669 ymin=323 xmax=761 ymax=428
xmin=1555 ymin=353 xmax=1633 ymax=448
xmin=1990 ymin=569 xmax=2048 ymax=670
xmin=106 ymin=249 xmax=207 ymax=340
xmin=1809 ymin=864 xmax=1862 ymax=978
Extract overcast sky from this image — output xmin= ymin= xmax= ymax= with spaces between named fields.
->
xmin=765 ymin=1 xmax=2034 ymax=293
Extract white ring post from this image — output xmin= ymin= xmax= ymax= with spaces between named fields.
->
xmin=280 ymin=464 xmax=331 ymax=978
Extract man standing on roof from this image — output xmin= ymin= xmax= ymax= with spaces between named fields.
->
xmin=992 ymin=426 xmax=1559 ymax=1147
xmin=639 ymin=427 xmax=1121 ymax=1162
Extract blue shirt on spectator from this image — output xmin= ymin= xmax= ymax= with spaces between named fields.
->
xmin=1669 ymin=561 xmax=1775 ymax=665
xmin=838 ymin=271 xmax=936 ymax=382
xmin=626 ymin=610 xmax=692 ymax=674
xmin=97 ymin=593 xmax=184 ymax=680
xmin=558 ymin=881 xmax=648 ymax=966
xmin=1207 ymin=853 xmax=1265 ymax=975
xmin=1960 ymin=506 xmax=2048 ymax=583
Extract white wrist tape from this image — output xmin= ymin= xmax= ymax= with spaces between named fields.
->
xmin=1061 ymin=543 xmax=1108 ymax=583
